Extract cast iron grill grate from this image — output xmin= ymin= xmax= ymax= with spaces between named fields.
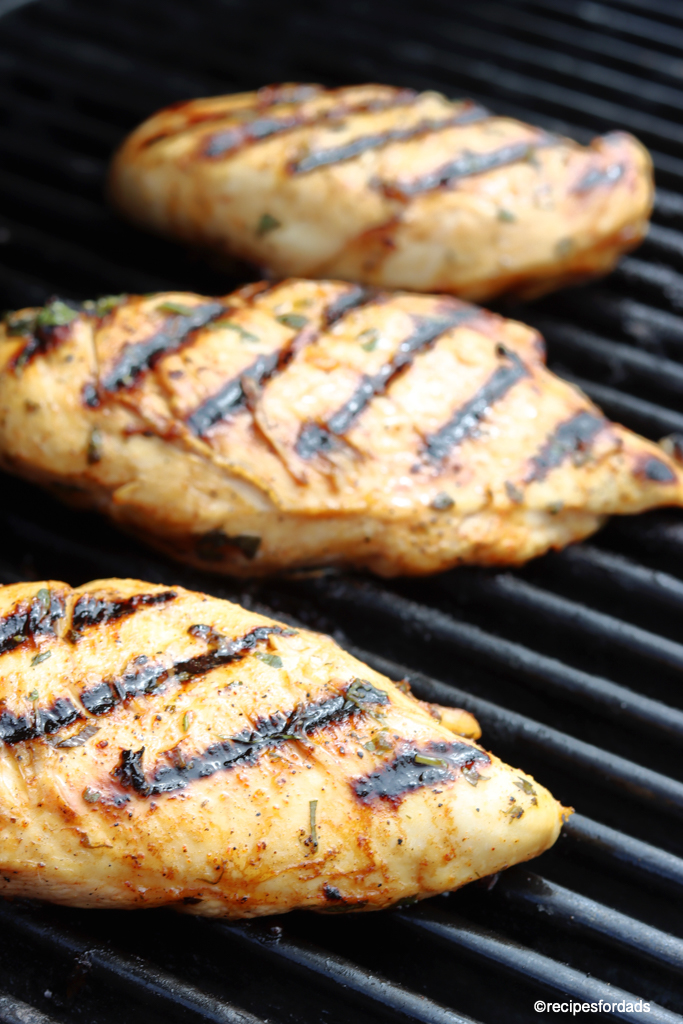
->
xmin=1 ymin=1 xmax=683 ymax=1021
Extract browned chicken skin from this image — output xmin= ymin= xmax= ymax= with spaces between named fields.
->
xmin=0 ymin=578 xmax=566 ymax=916
xmin=0 ymin=282 xmax=681 ymax=578
xmin=109 ymin=83 xmax=653 ymax=301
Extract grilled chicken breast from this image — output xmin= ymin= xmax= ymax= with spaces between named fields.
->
xmin=109 ymin=83 xmax=653 ymax=301
xmin=0 ymin=282 xmax=681 ymax=578
xmin=0 ymin=577 xmax=565 ymax=916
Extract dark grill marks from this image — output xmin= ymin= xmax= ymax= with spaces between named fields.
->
xmin=296 ymin=307 xmax=478 ymax=459
xmin=424 ymin=348 xmax=529 ymax=463
xmin=80 ymin=625 xmax=287 ymax=720
xmin=0 ymin=589 xmax=64 ymax=657
xmin=186 ymin=286 xmax=372 ymax=437
xmin=0 ymin=698 xmax=82 ymax=745
xmin=289 ymin=103 xmax=489 ymax=175
xmin=201 ymin=88 xmax=420 ymax=160
xmin=353 ymin=742 xmax=490 ymax=803
xmin=381 ymin=137 xmax=550 ymax=200
xmin=574 ymin=163 xmax=624 ymax=193
xmin=525 ymin=412 xmax=606 ymax=484
xmin=324 ymin=285 xmax=371 ymax=326
xmin=100 ymin=302 xmax=224 ymax=392
xmin=70 ymin=591 xmax=177 ymax=636
xmin=187 ymin=351 xmax=280 ymax=436
xmin=636 ymin=457 xmax=678 ymax=485
xmin=112 ymin=678 xmax=389 ymax=797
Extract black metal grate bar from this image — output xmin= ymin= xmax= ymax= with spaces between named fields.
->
xmin=214 ymin=920 xmax=480 ymax=1024
xmin=397 ymin=907 xmax=683 ymax=1024
xmin=439 ymin=571 xmax=683 ymax=674
xmin=349 ymin=644 xmax=683 ymax=817
xmin=0 ymin=902 xmax=265 ymax=1024
xmin=2 ymin=1 xmax=683 ymax=1021
xmin=561 ymin=814 xmax=683 ymax=898
xmin=493 ymin=868 xmax=683 ymax=976
xmin=0 ymin=990 xmax=62 ymax=1024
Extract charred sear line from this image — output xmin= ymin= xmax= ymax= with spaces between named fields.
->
xmin=81 ymin=626 xmax=286 ymax=718
xmin=0 ymin=590 xmax=64 ymax=657
xmin=424 ymin=348 xmax=528 ymax=462
xmin=296 ymin=307 xmax=478 ymax=459
xmin=324 ymin=284 xmax=372 ymax=325
xmin=354 ymin=741 xmax=490 ymax=803
xmin=525 ymin=411 xmax=605 ymax=483
xmin=636 ymin=457 xmax=677 ymax=484
xmin=0 ymin=697 xmax=82 ymax=745
xmin=187 ymin=351 xmax=280 ymax=436
xmin=8 ymin=300 xmax=83 ymax=370
xmin=187 ymin=287 xmax=370 ymax=436
xmin=71 ymin=591 xmax=177 ymax=635
xmin=101 ymin=302 xmax=224 ymax=391
xmin=574 ymin=163 xmax=624 ymax=193
xmin=113 ymin=678 xmax=389 ymax=796
xmin=382 ymin=137 xmax=548 ymax=199
xmin=290 ymin=104 xmax=488 ymax=175
xmin=202 ymin=89 xmax=420 ymax=160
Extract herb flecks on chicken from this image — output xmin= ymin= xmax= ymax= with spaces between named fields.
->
xmin=0 ymin=577 xmax=564 ymax=917
xmin=0 ymin=281 xmax=681 ymax=577
xmin=109 ymin=83 xmax=653 ymax=301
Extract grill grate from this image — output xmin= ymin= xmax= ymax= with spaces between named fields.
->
xmin=1 ymin=1 xmax=683 ymax=1021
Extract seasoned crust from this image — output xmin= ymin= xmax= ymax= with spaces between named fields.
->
xmin=0 ymin=282 xmax=680 ymax=577
xmin=109 ymin=84 xmax=653 ymax=301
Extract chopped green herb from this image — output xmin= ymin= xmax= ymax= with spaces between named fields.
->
xmin=497 ymin=208 xmax=516 ymax=223
xmin=430 ymin=491 xmax=454 ymax=511
xmin=5 ymin=311 xmax=38 ymax=336
xmin=461 ymin=765 xmax=481 ymax=786
xmin=210 ymin=320 xmax=259 ymax=342
xmin=57 ymin=724 xmax=100 ymax=748
xmin=276 ymin=313 xmax=308 ymax=330
xmin=27 ymin=689 xmax=39 ymax=701
xmin=363 ymin=740 xmax=376 ymax=752
xmin=31 ymin=651 xmax=51 ymax=667
xmin=309 ymin=798 xmax=318 ymax=850
xmin=83 ymin=295 xmax=126 ymax=317
xmin=255 ymin=652 xmax=283 ymax=669
xmin=555 ymin=237 xmax=574 ymax=258
xmin=506 ymin=804 xmax=525 ymax=820
xmin=87 ymin=427 xmax=103 ymax=465
xmin=35 ymin=587 xmax=51 ymax=605
xmin=547 ymin=500 xmax=564 ymax=515
xmin=157 ymin=300 xmax=195 ymax=316
xmin=513 ymin=777 xmax=536 ymax=796
xmin=414 ymin=754 xmax=447 ymax=768
xmin=82 ymin=787 xmax=101 ymax=803
xmin=504 ymin=481 xmax=523 ymax=504
xmin=195 ymin=529 xmax=261 ymax=562
xmin=345 ymin=679 xmax=387 ymax=709
xmin=36 ymin=300 xmax=79 ymax=329
xmin=182 ymin=711 xmax=192 ymax=731
xmin=358 ymin=328 xmax=379 ymax=351
xmin=374 ymin=731 xmax=393 ymax=752
xmin=393 ymin=895 xmax=419 ymax=908
xmin=256 ymin=213 xmax=281 ymax=236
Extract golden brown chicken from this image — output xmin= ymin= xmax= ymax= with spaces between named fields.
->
xmin=0 ymin=281 xmax=681 ymax=578
xmin=108 ymin=83 xmax=653 ymax=301
xmin=0 ymin=577 xmax=565 ymax=916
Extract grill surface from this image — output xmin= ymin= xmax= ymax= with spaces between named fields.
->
xmin=1 ymin=1 xmax=683 ymax=1021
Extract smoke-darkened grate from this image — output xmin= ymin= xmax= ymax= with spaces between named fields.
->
xmin=1 ymin=1 xmax=683 ymax=1022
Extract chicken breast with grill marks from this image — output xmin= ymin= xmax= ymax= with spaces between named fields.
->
xmin=0 ymin=281 xmax=681 ymax=578
xmin=0 ymin=577 xmax=565 ymax=916
xmin=109 ymin=83 xmax=653 ymax=301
